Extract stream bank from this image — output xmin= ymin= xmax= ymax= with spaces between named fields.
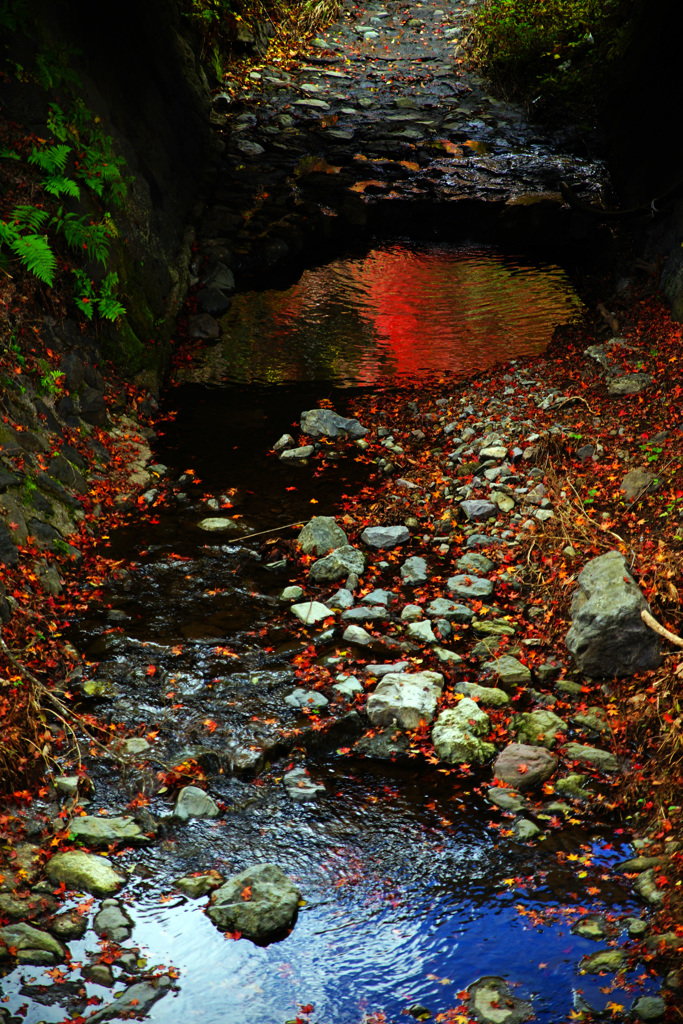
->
xmin=1 ymin=1 xmax=683 ymax=1022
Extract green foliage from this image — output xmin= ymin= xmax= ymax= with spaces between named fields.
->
xmin=470 ymin=0 xmax=635 ymax=118
xmin=73 ymin=269 xmax=126 ymax=322
xmin=0 ymin=212 xmax=56 ymax=286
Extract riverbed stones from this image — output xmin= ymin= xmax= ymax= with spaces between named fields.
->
xmin=631 ymin=996 xmax=667 ymax=1021
xmin=620 ymin=467 xmax=659 ymax=500
xmin=300 ymin=408 xmax=367 ymax=439
xmin=512 ymin=709 xmax=567 ymax=749
xmin=291 ymin=600 xmax=333 ymax=625
xmin=198 ymin=517 xmax=244 ymax=533
xmin=565 ymin=742 xmax=619 ymax=772
xmin=175 ymin=871 xmax=224 ymax=899
xmin=86 ymin=975 xmax=172 ymax=1022
xmin=467 ymin=976 xmax=532 ymax=1024
xmin=580 ymin=948 xmax=626 ymax=973
xmin=67 ymin=814 xmax=149 ymax=848
xmin=207 ymin=863 xmax=301 ymax=942
xmin=360 ymin=525 xmax=410 ymax=548
xmin=481 ymin=655 xmax=531 ymax=689
xmin=488 ymin=786 xmax=525 ymax=812
xmin=285 ymin=688 xmax=329 ymax=709
xmin=448 ymin=574 xmax=494 ymax=599
xmin=431 ymin=699 xmax=494 ymax=764
xmin=366 ymin=670 xmax=444 ymax=729
xmin=309 ymin=545 xmax=365 ymax=582
xmin=406 ymin=619 xmax=437 ymax=643
xmin=460 ymin=499 xmax=497 ymax=521
xmin=93 ymin=899 xmax=133 ymax=942
xmin=283 ymin=766 xmax=326 ymax=802
xmin=297 ymin=516 xmax=348 ymax=555
xmin=467 ymin=683 xmax=511 ymax=707
xmin=427 ymin=598 xmax=473 ymax=622
xmin=565 ymin=549 xmax=661 ymax=677
xmin=457 ymin=552 xmax=494 ymax=575
xmin=400 ymin=555 xmax=428 ymax=585
xmin=493 ymin=743 xmax=558 ymax=791
xmin=46 ymin=850 xmax=126 ymax=896
xmin=571 ymin=914 xmax=608 ymax=940
xmin=607 ymin=373 xmax=653 ymax=396
xmin=174 ymin=785 xmax=220 ymax=821
xmin=343 ymin=624 xmax=374 ymax=646
xmin=633 ymin=868 xmax=665 ymax=905
xmin=280 ymin=445 xmax=315 ymax=461
xmin=0 ymin=922 xmax=66 ymax=965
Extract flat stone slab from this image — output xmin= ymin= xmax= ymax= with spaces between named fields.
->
xmin=46 ymin=850 xmax=126 ymax=896
xmin=448 ymin=574 xmax=494 ymax=599
xmin=207 ymin=863 xmax=301 ymax=942
xmin=366 ymin=670 xmax=444 ymax=730
xmin=493 ymin=743 xmax=558 ymax=791
xmin=291 ymin=600 xmax=333 ymax=625
xmin=280 ymin=445 xmax=314 ymax=460
xmin=67 ymin=814 xmax=148 ymax=848
xmin=566 ymin=742 xmax=619 ymax=772
xmin=360 ymin=525 xmax=410 ymax=548
xmin=427 ymin=598 xmax=473 ymax=622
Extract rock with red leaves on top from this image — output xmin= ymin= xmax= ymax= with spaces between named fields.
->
xmin=492 ymin=742 xmax=558 ymax=792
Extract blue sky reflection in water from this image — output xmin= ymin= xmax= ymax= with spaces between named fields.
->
xmin=183 ymin=243 xmax=584 ymax=387
xmin=123 ymin=766 xmax=656 ymax=1024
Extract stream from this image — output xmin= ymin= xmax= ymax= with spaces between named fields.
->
xmin=18 ymin=243 xmax=655 ymax=1024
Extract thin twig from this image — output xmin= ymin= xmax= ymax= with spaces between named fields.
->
xmin=554 ymin=395 xmax=599 ymax=416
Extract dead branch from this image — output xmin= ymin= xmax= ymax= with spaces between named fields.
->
xmin=597 ymin=302 xmax=619 ymax=334
xmin=641 ymin=608 xmax=683 ymax=648
xmin=554 ymin=394 xmax=599 ymax=416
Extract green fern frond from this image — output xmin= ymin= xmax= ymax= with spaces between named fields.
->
xmin=74 ymin=294 xmax=95 ymax=319
xmin=28 ymin=143 xmax=71 ymax=175
xmin=4 ymin=230 xmax=56 ymax=285
xmin=11 ymin=205 xmax=49 ymax=231
xmin=60 ymin=213 xmax=110 ymax=264
xmin=43 ymin=175 xmax=80 ymax=199
xmin=0 ymin=148 xmax=20 ymax=160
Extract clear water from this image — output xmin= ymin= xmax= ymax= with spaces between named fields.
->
xmin=181 ymin=242 xmax=583 ymax=387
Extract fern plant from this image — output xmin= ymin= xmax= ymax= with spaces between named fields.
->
xmin=0 ymin=206 xmax=55 ymax=285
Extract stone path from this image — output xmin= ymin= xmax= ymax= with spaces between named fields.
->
xmin=198 ymin=0 xmax=607 ymax=285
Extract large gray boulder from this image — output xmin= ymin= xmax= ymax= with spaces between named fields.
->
xmin=366 ymin=670 xmax=444 ymax=730
xmin=297 ymin=517 xmax=348 ymax=556
xmin=431 ymin=699 xmax=495 ymax=764
xmin=565 ymin=550 xmax=661 ymax=677
xmin=300 ymin=408 xmax=367 ymax=439
xmin=67 ymin=815 xmax=149 ymax=848
xmin=309 ymin=545 xmax=365 ymax=583
xmin=207 ymin=864 xmax=301 ymax=942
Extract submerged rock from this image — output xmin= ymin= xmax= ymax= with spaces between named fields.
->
xmin=93 ymin=899 xmax=133 ymax=942
xmin=565 ymin=549 xmax=661 ymax=677
xmin=366 ymin=670 xmax=444 ymax=730
xmin=86 ymin=975 xmax=172 ymax=1022
xmin=207 ymin=863 xmax=301 ymax=942
xmin=283 ymin=766 xmax=326 ymax=802
xmin=175 ymin=871 xmax=225 ymax=899
xmin=468 ymin=976 xmax=532 ymax=1023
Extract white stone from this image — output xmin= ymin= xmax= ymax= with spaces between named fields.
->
xmin=291 ymin=601 xmax=333 ymax=625
xmin=366 ymin=671 xmax=444 ymax=729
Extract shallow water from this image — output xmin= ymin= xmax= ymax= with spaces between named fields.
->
xmin=1 ymin=245 xmax=656 ymax=1024
xmin=181 ymin=242 xmax=583 ymax=387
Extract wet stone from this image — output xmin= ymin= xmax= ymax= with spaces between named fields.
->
xmin=283 ymin=766 xmax=326 ymax=802
xmin=513 ymin=819 xmax=541 ymax=842
xmin=457 ymin=552 xmax=494 ymax=574
xmin=565 ymin=742 xmax=619 ymax=772
xmin=427 ymin=598 xmax=473 ymax=622
xmin=468 ymin=976 xmax=532 ymax=1024
xmin=460 ymin=499 xmax=497 ymax=521
xmin=333 ymin=674 xmax=363 ymax=697
xmin=50 ymin=910 xmax=88 ymax=940
xmin=481 ymin=655 xmax=531 ymax=689
xmin=66 ymin=814 xmax=148 ymax=848
xmin=633 ymin=869 xmax=665 ymax=905
xmin=581 ymin=948 xmax=626 ymax=974
xmin=86 ymin=975 xmax=172 ymax=1022
xmin=46 ymin=851 xmax=126 ymax=896
xmin=309 ymin=545 xmax=365 ymax=582
xmin=0 ymin=922 xmax=66 ymax=964
xmin=93 ymin=899 xmax=133 ymax=942
xmin=367 ymin=670 xmax=444 ymax=730
xmin=207 ymin=864 xmax=301 ymax=943
xmin=300 ymin=408 xmax=367 ymax=439
xmin=284 ymin=688 xmax=329 ymax=709
xmin=360 ymin=525 xmax=410 ymax=548
xmin=631 ymin=997 xmax=667 ymax=1022
xmin=175 ymin=871 xmax=225 ymax=899
xmin=488 ymin=787 xmax=525 ymax=812
xmin=174 ymin=786 xmax=220 ymax=822
xmin=448 ymin=574 xmax=493 ymax=599
xmin=432 ymin=699 xmax=494 ymax=764
xmin=572 ymin=915 xmax=608 ymax=940
xmin=354 ymin=727 xmax=410 ymax=759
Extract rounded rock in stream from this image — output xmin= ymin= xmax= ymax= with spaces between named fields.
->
xmin=46 ymin=850 xmax=127 ymax=896
xmin=468 ymin=976 xmax=532 ymax=1024
xmin=207 ymin=863 xmax=301 ymax=943
xmin=300 ymin=408 xmax=368 ymax=439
